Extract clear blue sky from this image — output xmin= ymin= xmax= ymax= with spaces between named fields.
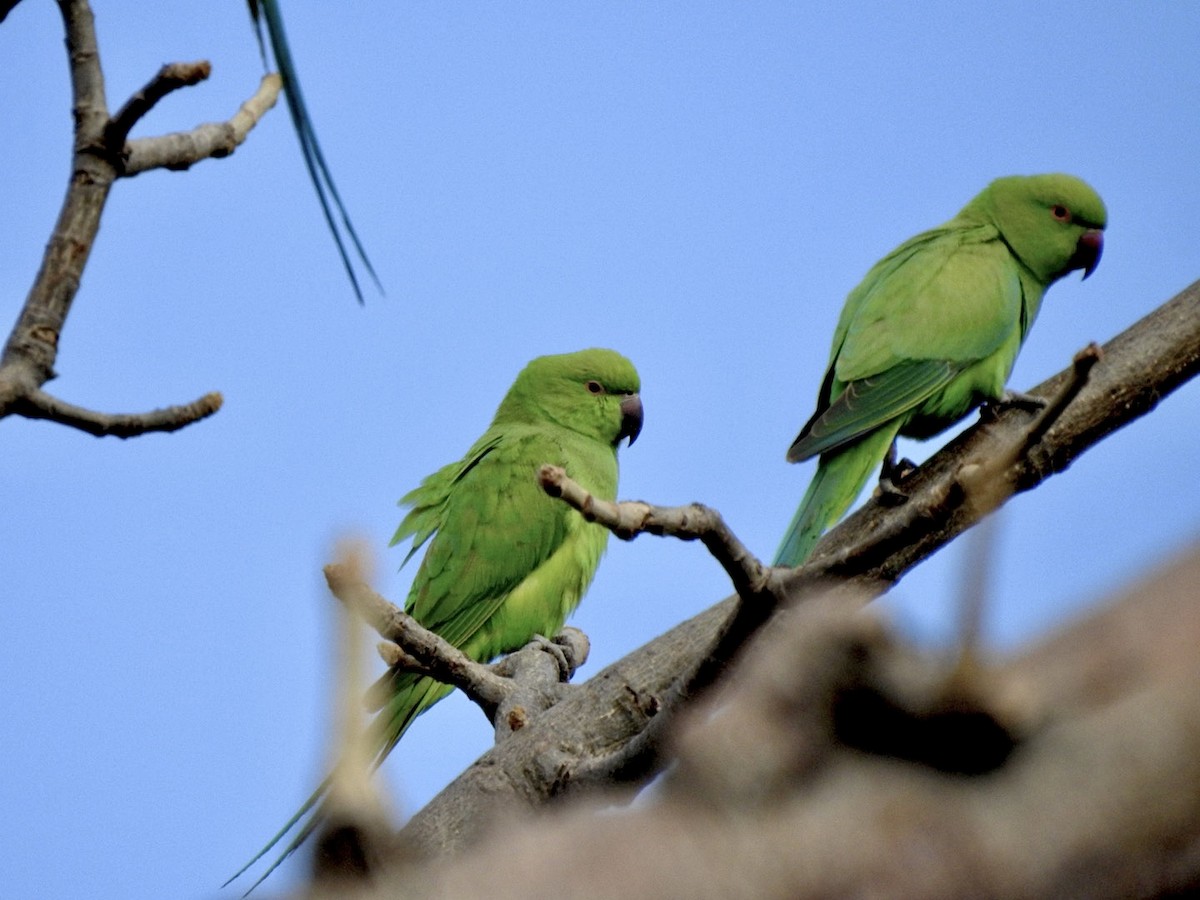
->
xmin=2 ymin=4 xmax=1198 ymax=898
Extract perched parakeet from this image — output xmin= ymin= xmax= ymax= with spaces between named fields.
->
xmin=231 ymin=348 xmax=643 ymax=889
xmin=774 ymin=174 xmax=1106 ymax=567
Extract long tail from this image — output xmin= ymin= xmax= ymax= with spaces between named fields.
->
xmin=247 ymin=0 xmax=382 ymax=303
xmin=226 ymin=675 xmax=451 ymax=894
xmin=773 ymin=426 xmax=899 ymax=567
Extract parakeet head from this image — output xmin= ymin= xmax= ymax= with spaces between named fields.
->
xmin=496 ymin=348 xmax=643 ymax=447
xmin=970 ymin=173 xmax=1107 ymax=285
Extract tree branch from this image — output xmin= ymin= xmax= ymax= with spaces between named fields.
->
xmin=325 ymin=563 xmax=590 ymax=738
xmin=106 ymin=60 xmax=213 ymax=149
xmin=394 ymin=278 xmax=1200 ymax=860
xmin=538 ymin=464 xmax=775 ymax=603
xmin=12 ymin=388 xmax=223 ymax=438
xmin=123 ymin=73 xmax=282 ymax=176
xmin=384 ymin=545 xmax=1200 ymax=900
xmin=0 ymin=0 xmax=280 ymax=438
xmin=325 ymin=563 xmax=514 ymax=716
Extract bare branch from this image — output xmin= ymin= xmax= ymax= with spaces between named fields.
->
xmin=1 ymin=1 xmax=281 ymax=438
xmin=1019 ymin=341 xmax=1103 ymax=455
xmin=123 ymin=73 xmax=282 ymax=176
xmin=324 ymin=563 xmax=513 ymax=714
xmin=106 ymin=61 xmax=213 ymax=148
xmin=13 ymin=388 xmax=223 ymax=438
xmin=538 ymin=464 xmax=773 ymax=601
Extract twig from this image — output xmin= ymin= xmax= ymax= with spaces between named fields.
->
xmin=538 ymin=464 xmax=775 ymax=602
xmin=323 ymin=563 xmax=512 ymax=714
xmin=957 ymin=342 xmax=1103 ymax=520
xmin=14 ymin=388 xmax=223 ymax=438
xmin=123 ymin=73 xmax=282 ymax=175
xmin=1019 ymin=342 xmax=1103 ymax=455
xmin=106 ymin=61 xmax=213 ymax=149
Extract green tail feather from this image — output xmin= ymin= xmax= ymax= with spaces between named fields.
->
xmin=223 ymin=776 xmax=329 ymax=895
xmin=227 ymin=675 xmax=451 ymax=893
xmin=774 ymin=427 xmax=899 ymax=567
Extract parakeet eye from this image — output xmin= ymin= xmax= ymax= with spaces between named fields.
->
xmin=585 ymin=380 xmax=604 ymax=394
xmin=1051 ymin=204 xmax=1072 ymax=222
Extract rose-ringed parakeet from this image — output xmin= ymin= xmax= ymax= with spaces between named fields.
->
xmin=230 ymin=348 xmax=643 ymax=889
xmin=774 ymin=173 xmax=1106 ymax=567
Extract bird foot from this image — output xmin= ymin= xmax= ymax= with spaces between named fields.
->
xmin=875 ymin=474 xmax=910 ymax=507
xmin=877 ymin=451 xmax=918 ymax=506
xmin=980 ymin=390 xmax=1046 ymax=422
xmin=525 ymin=633 xmax=574 ymax=682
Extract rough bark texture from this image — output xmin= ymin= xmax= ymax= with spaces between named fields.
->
xmin=302 ymin=543 xmax=1200 ymax=900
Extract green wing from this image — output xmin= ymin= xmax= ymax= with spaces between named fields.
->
xmin=248 ymin=0 xmax=381 ymax=302
xmin=789 ymin=222 xmax=1020 ymax=461
xmin=788 ymin=359 xmax=960 ymax=461
xmin=402 ymin=425 xmax=599 ymax=657
xmin=391 ymin=432 xmax=505 ymax=567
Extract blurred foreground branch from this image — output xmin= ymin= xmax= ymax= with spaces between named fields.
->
xmin=389 ymin=543 xmax=1200 ymax=900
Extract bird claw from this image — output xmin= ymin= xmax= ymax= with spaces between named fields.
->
xmin=875 ymin=474 xmax=910 ymax=506
xmin=878 ymin=443 xmax=917 ymax=506
xmin=525 ymin=633 xmax=574 ymax=682
xmin=981 ymin=390 xmax=1047 ymax=421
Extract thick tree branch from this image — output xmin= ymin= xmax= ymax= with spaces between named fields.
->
xmin=324 ymin=544 xmax=1200 ymax=900
xmin=0 ymin=0 xmax=280 ymax=438
xmin=394 ymin=278 xmax=1200 ymax=860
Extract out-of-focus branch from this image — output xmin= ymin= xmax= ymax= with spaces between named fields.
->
xmin=372 ymin=545 xmax=1200 ymax=900
xmin=0 ymin=0 xmax=280 ymax=439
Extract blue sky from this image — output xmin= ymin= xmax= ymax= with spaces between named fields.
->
xmin=2 ymin=3 xmax=1198 ymax=898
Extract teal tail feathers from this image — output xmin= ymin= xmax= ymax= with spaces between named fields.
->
xmin=223 ymin=776 xmax=330 ymax=895
xmin=773 ymin=427 xmax=899 ymax=567
xmin=226 ymin=675 xmax=451 ymax=893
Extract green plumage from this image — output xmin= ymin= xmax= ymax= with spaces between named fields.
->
xmin=775 ymin=174 xmax=1106 ymax=567
xmin=231 ymin=348 xmax=643 ymax=890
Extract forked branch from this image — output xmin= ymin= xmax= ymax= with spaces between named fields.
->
xmin=0 ymin=0 xmax=281 ymax=438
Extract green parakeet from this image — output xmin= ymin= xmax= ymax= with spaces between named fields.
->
xmin=231 ymin=348 xmax=643 ymax=889
xmin=774 ymin=173 xmax=1106 ymax=567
